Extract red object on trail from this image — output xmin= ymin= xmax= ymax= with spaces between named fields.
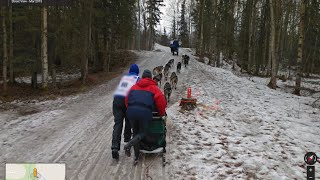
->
xmin=187 ymin=87 xmax=192 ymax=98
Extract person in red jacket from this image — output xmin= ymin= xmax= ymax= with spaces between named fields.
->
xmin=124 ymin=69 xmax=166 ymax=161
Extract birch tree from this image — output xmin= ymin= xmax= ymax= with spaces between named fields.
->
xmin=294 ymin=0 xmax=305 ymax=95
xmin=2 ymin=6 xmax=8 ymax=93
xmin=267 ymin=0 xmax=277 ymax=89
xmin=9 ymin=2 xmax=14 ymax=83
xmin=41 ymin=3 xmax=49 ymax=89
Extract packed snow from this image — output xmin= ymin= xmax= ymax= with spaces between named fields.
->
xmin=165 ymin=52 xmax=320 ymax=179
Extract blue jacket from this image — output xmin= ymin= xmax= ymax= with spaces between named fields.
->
xmin=173 ymin=40 xmax=179 ymax=48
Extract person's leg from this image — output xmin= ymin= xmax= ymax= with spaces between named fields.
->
xmin=125 ymin=121 xmax=142 ymax=146
xmin=111 ymin=97 xmax=125 ymax=159
xmin=122 ymin=101 xmax=132 ymax=142
xmin=125 ymin=108 xmax=150 ymax=157
xmin=133 ymin=110 xmax=153 ymax=160
xmin=124 ymin=108 xmax=139 ymax=157
xmin=124 ymin=116 xmax=132 ymax=142
xmin=132 ymin=118 xmax=141 ymax=160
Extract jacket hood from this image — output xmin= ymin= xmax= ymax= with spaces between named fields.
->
xmin=129 ymin=64 xmax=139 ymax=75
xmin=136 ymin=78 xmax=157 ymax=88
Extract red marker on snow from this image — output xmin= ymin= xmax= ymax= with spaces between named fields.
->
xmin=187 ymin=87 xmax=192 ymax=98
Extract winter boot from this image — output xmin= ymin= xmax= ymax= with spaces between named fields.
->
xmin=112 ymin=150 xmax=119 ymax=160
xmin=124 ymin=145 xmax=131 ymax=157
xmin=133 ymin=153 xmax=140 ymax=166
xmin=124 ymin=135 xmax=142 ymax=157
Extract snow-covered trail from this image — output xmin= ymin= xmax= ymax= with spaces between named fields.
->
xmin=0 ymin=44 xmax=182 ymax=180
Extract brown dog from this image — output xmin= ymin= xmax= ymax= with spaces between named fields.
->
xmin=170 ymin=72 xmax=178 ymax=90
xmin=163 ymin=82 xmax=172 ymax=103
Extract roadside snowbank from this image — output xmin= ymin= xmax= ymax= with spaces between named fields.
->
xmin=166 ymin=58 xmax=319 ymax=179
xmin=14 ymin=72 xmax=81 ymax=84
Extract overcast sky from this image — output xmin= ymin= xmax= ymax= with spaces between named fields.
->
xmin=158 ymin=0 xmax=173 ymax=35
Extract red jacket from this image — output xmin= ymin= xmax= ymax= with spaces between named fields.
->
xmin=125 ymin=78 xmax=167 ymax=116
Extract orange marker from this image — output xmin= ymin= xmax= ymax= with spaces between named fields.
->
xmin=33 ymin=168 xmax=37 ymax=177
xmin=187 ymin=87 xmax=192 ymax=98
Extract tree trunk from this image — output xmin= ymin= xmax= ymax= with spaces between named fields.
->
xmin=2 ymin=7 xmax=8 ymax=93
xmin=51 ymin=65 xmax=56 ymax=88
xmin=107 ymin=37 xmax=111 ymax=73
xmin=310 ymin=36 xmax=318 ymax=74
xmin=80 ymin=0 xmax=94 ymax=84
xmin=279 ymin=0 xmax=291 ymax=74
xmin=149 ymin=26 xmax=153 ymax=50
xmin=189 ymin=0 xmax=193 ymax=47
xmin=294 ymin=0 xmax=305 ymax=95
xmin=137 ymin=0 xmax=141 ymax=50
xmin=209 ymin=0 xmax=217 ymax=66
xmin=41 ymin=5 xmax=49 ymax=89
xmin=173 ymin=8 xmax=176 ymax=39
xmin=143 ymin=12 xmax=147 ymax=50
xmin=267 ymin=33 xmax=272 ymax=76
xmin=274 ymin=1 xmax=282 ymax=78
xmin=268 ymin=0 xmax=277 ymax=89
xmin=232 ymin=52 xmax=236 ymax=70
xmin=102 ymin=32 xmax=107 ymax=72
xmin=218 ymin=52 xmax=222 ymax=67
xmin=247 ymin=0 xmax=254 ymax=73
xmin=199 ymin=0 xmax=205 ymax=60
xmin=9 ymin=3 xmax=14 ymax=83
xmin=213 ymin=0 xmax=218 ymax=66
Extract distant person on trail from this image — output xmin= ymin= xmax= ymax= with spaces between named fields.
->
xmin=111 ymin=64 xmax=140 ymax=160
xmin=172 ymin=39 xmax=179 ymax=48
xmin=124 ymin=69 xmax=166 ymax=162
xmin=170 ymin=40 xmax=180 ymax=55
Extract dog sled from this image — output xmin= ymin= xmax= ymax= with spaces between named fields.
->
xmin=138 ymin=112 xmax=167 ymax=166
xmin=170 ymin=46 xmax=179 ymax=56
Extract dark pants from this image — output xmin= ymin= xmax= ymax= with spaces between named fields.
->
xmin=111 ymin=96 xmax=132 ymax=151
xmin=126 ymin=106 xmax=153 ymax=159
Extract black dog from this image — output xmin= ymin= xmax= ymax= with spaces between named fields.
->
xmin=182 ymin=55 xmax=190 ymax=67
xmin=177 ymin=62 xmax=182 ymax=73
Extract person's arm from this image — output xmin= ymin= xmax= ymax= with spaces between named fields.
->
xmin=153 ymin=87 xmax=167 ymax=116
xmin=125 ymin=87 xmax=134 ymax=108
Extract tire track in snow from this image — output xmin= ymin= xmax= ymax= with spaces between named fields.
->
xmin=67 ymin=48 xmax=173 ymax=179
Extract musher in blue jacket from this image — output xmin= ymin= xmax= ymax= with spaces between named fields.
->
xmin=111 ymin=64 xmax=140 ymax=159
